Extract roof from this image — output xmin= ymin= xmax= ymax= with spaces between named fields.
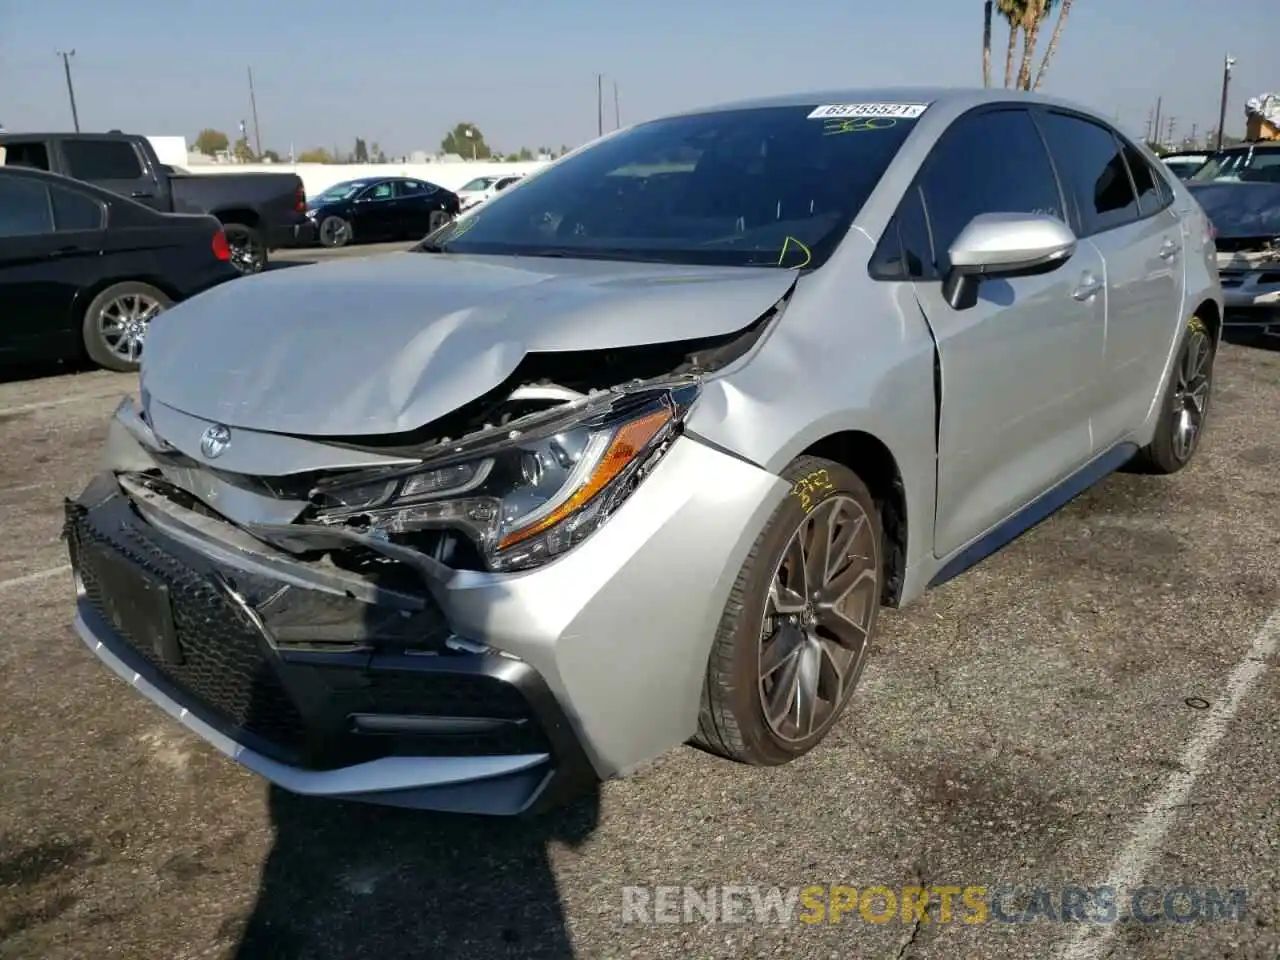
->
xmin=662 ymin=86 xmax=1100 ymax=120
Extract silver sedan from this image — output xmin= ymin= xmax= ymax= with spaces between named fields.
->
xmin=68 ymin=86 xmax=1222 ymax=814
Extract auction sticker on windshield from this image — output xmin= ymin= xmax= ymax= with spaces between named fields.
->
xmin=807 ymin=103 xmax=929 ymax=120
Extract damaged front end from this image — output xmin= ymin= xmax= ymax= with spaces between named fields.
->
xmin=64 ymin=304 xmax=783 ymax=814
xmin=1216 ymin=236 xmax=1280 ymax=330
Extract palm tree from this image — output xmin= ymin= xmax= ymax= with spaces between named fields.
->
xmin=1032 ymin=0 xmax=1074 ymax=91
xmin=998 ymin=0 xmax=1026 ymax=89
xmin=982 ymin=0 xmax=994 ymax=87
xmin=1016 ymin=0 xmax=1050 ymax=91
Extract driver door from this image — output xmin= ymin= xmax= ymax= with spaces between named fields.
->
xmin=351 ymin=181 xmax=398 ymax=241
xmin=905 ymin=107 xmax=1107 ymax=557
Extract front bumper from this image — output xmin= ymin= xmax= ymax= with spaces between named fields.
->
xmin=67 ymin=430 xmax=786 ymax=813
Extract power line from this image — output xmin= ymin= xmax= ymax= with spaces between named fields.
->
xmin=595 ymin=73 xmax=603 ymax=138
xmin=55 ymin=49 xmax=80 ymax=132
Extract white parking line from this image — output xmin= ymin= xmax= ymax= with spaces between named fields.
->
xmin=1057 ymin=605 xmax=1280 ymax=960
xmin=0 ymin=565 xmax=72 ymax=592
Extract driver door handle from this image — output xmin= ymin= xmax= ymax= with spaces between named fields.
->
xmin=130 ymin=190 xmax=154 ymax=199
xmin=1159 ymin=238 xmax=1181 ymax=260
xmin=1072 ymin=272 xmax=1103 ymax=301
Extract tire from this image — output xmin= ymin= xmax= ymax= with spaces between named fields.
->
xmin=693 ymin=456 xmax=884 ymax=765
xmin=222 ymin=222 xmax=268 ymax=275
xmin=81 ymin=281 xmax=172 ymax=372
xmin=427 ymin=209 xmax=452 ymax=233
xmin=318 ymin=215 xmax=353 ymax=249
xmin=1129 ymin=314 xmax=1215 ymax=474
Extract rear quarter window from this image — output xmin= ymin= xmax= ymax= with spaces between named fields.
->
xmin=61 ymin=139 xmax=144 ymax=180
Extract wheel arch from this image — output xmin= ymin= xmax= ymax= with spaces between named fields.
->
xmin=797 ymin=430 xmax=908 ymax=607
xmin=211 ymin=208 xmax=262 ymax=229
xmin=71 ymin=275 xmax=181 ymax=327
xmin=1192 ymin=297 xmax=1221 ymax=346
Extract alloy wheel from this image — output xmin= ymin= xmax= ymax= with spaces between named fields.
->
xmin=1171 ymin=326 xmax=1211 ymax=461
xmin=757 ymin=495 xmax=879 ymax=743
xmin=319 ymin=218 xmax=351 ymax=248
xmin=228 ymin=231 xmax=265 ymax=273
xmin=97 ymin=292 xmax=161 ymax=364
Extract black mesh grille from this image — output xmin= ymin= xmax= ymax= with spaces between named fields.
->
xmin=65 ymin=493 xmax=552 ymax=764
xmin=66 ymin=503 xmax=310 ymax=757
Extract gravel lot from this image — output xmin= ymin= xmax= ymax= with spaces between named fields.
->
xmin=0 ymin=263 xmax=1277 ymax=960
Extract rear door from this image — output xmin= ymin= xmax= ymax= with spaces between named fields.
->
xmin=900 ymin=106 xmax=1107 ymax=557
xmin=393 ymin=178 xmax=436 ymax=235
xmin=56 ymin=137 xmax=164 ymax=210
xmin=0 ymin=176 xmax=107 ymax=357
xmin=1034 ymin=110 xmax=1185 ymax=447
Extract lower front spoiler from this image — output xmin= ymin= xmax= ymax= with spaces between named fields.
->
xmin=74 ymin=601 xmax=588 ymax=815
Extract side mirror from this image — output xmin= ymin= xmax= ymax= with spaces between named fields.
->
xmin=942 ymin=212 xmax=1077 ymax=310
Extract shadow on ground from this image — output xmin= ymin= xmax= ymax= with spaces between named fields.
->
xmin=1223 ymin=327 xmax=1280 ymax=351
xmin=233 ymin=785 xmax=600 ymax=959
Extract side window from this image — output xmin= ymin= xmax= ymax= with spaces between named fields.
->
xmin=1036 ymin=112 xmax=1140 ymax=235
xmin=916 ymin=109 xmax=1063 ymax=274
xmin=61 ymin=139 xmax=145 ymax=180
xmin=0 ymin=178 xmax=55 ymax=237
xmin=50 ymin=185 xmax=105 ymax=231
xmin=3 ymin=142 xmax=52 ymax=170
xmin=869 ymin=184 xmax=935 ymax=281
xmin=395 ymin=180 xmax=424 ymax=197
xmin=365 ymin=181 xmax=394 ymax=200
xmin=1119 ymin=141 xmax=1166 ymax=216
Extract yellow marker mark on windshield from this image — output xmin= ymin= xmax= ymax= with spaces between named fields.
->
xmin=778 ymin=236 xmax=812 ymax=269
xmin=446 ymin=215 xmax=479 ymax=241
xmin=823 ymin=117 xmax=899 ymax=136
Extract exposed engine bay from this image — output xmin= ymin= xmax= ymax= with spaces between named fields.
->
xmin=121 ymin=299 xmax=784 ymax=594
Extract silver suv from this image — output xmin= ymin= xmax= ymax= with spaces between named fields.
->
xmin=68 ymin=87 xmax=1222 ymax=815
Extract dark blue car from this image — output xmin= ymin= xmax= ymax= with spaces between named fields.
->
xmin=304 ymin=176 xmax=460 ymax=248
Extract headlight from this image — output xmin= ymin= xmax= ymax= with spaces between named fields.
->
xmin=309 ymin=380 xmax=699 ymax=572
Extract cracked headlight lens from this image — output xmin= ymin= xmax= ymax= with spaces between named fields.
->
xmin=310 ymin=381 xmax=698 ymax=572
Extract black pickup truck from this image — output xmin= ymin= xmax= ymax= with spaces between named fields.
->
xmin=0 ymin=131 xmax=311 ymax=274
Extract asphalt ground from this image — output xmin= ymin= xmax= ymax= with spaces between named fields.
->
xmin=0 ymin=252 xmax=1277 ymax=959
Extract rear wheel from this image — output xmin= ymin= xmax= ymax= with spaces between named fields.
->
xmin=318 ymin=215 xmax=353 ymax=248
xmin=1131 ymin=314 xmax=1215 ymax=474
xmin=693 ymin=456 xmax=883 ymax=765
xmin=427 ymin=209 xmax=452 ymax=233
xmin=222 ymin=222 xmax=267 ymax=275
xmin=81 ymin=281 xmax=172 ymax=372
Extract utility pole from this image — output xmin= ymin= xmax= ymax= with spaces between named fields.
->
xmin=56 ymin=50 xmax=80 ymax=132
xmin=613 ymin=80 xmax=620 ymax=130
xmin=1166 ymin=116 xmax=1176 ymax=146
xmin=1216 ymin=54 xmax=1235 ymax=150
xmin=1189 ymin=122 xmax=1198 ymax=149
xmin=1152 ymin=96 xmax=1162 ymax=149
xmin=247 ymin=66 xmax=262 ymax=158
xmin=1144 ymin=107 xmax=1154 ymax=144
xmin=595 ymin=73 xmax=604 ymax=137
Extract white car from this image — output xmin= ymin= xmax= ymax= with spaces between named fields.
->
xmin=459 ymin=174 xmax=524 ymax=211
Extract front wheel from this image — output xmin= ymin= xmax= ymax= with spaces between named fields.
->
xmin=318 ymin=215 xmax=353 ymax=248
xmin=693 ymin=456 xmax=883 ymax=766
xmin=222 ymin=223 xmax=268 ymax=275
xmin=81 ymin=281 xmax=172 ymax=372
xmin=1130 ymin=314 xmax=1215 ymax=474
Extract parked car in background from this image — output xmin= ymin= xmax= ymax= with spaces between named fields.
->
xmin=0 ymin=166 xmax=237 ymax=371
xmin=303 ymin=176 xmax=460 ymax=248
xmin=68 ymin=87 xmax=1221 ymax=815
xmin=459 ymin=173 xmax=525 ymax=212
xmin=0 ymin=131 xmax=308 ymax=275
xmin=454 ymin=175 xmax=505 ymax=209
xmin=1160 ymin=150 xmax=1210 ymax=181
xmin=1190 ymin=140 xmax=1280 ymax=184
xmin=1188 ymin=180 xmax=1280 ymax=338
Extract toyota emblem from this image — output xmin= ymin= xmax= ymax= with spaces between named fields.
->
xmin=200 ymin=423 xmax=231 ymax=459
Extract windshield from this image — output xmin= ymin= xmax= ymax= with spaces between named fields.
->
xmin=312 ymin=180 xmax=367 ymax=202
xmin=460 ymin=177 xmax=499 ymax=192
xmin=416 ymin=103 xmax=922 ymax=269
xmin=1191 ymin=147 xmax=1280 ymax=183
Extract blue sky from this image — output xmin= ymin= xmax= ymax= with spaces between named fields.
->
xmin=1 ymin=0 xmax=1274 ymax=156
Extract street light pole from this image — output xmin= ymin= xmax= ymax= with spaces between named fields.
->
xmin=56 ymin=50 xmax=80 ymax=132
xmin=1216 ymin=54 xmax=1235 ymax=150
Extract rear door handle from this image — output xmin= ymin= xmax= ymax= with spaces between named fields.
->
xmin=1072 ymin=272 xmax=1103 ymax=301
xmin=49 ymin=245 xmax=84 ymax=258
xmin=130 ymin=190 xmax=154 ymax=199
xmin=1159 ymin=239 xmax=1180 ymax=260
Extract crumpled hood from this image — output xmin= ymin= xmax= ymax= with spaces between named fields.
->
xmin=142 ymin=251 xmax=794 ymax=436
